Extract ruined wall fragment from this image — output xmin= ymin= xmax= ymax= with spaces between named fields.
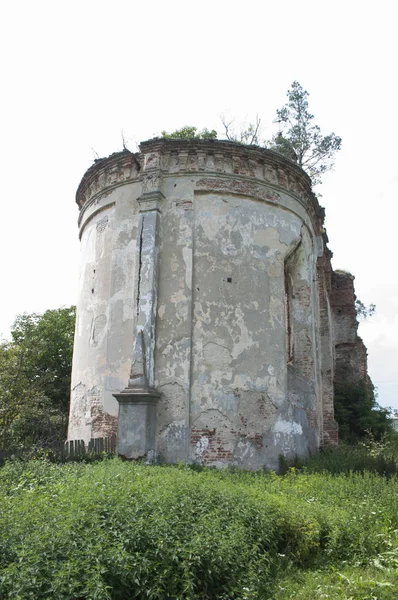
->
xmin=330 ymin=271 xmax=369 ymax=386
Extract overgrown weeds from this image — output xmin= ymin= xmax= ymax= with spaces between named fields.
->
xmin=1 ymin=456 xmax=398 ymax=598
xmin=286 ymin=432 xmax=398 ymax=476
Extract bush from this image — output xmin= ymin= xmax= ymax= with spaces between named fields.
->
xmin=161 ymin=126 xmax=217 ymax=140
xmin=334 ymin=379 xmax=393 ymax=442
xmin=292 ymin=435 xmax=398 ymax=476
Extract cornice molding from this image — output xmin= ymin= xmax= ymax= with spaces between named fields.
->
xmin=76 ymin=150 xmax=141 ymax=210
xmin=75 ymin=139 xmax=324 ymax=233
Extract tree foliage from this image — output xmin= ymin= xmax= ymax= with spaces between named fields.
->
xmin=269 ymin=81 xmax=342 ymax=185
xmin=0 ymin=306 xmax=75 ymax=448
xmin=355 ymin=299 xmax=376 ymax=320
xmin=334 ymin=379 xmax=393 ymax=443
xmin=161 ymin=126 xmax=217 ymax=140
xmin=160 ymin=81 xmax=341 ymax=187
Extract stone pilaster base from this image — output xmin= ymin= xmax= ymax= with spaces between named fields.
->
xmin=113 ymin=388 xmax=160 ymax=460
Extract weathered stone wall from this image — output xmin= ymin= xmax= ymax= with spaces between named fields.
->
xmin=330 ymin=271 xmax=369 ymax=386
xmin=68 ymin=139 xmax=354 ymax=469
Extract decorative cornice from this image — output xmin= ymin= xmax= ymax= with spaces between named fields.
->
xmin=76 ymin=150 xmax=140 ymax=210
xmin=75 ymin=139 xmax=325 ymax=234
xmin=195 ymin=178 xmax=282 ymax=205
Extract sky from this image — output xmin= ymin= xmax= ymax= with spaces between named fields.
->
xmin=0 ymin=0 xmax=397 ymax=407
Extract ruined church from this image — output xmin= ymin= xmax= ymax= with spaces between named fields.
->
xmin=68 ymin=139 xmax=368 ymax=470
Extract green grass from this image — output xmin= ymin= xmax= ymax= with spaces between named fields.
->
xmin=1 ymin=458 xmax=398 ymax=599
xmin=274 ymin=565 xmax=398 ymax=599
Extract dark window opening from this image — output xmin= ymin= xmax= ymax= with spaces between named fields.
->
xmin=284 ymin=269 xmax=294 ymax=364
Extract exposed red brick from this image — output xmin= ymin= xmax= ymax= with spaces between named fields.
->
xmin=330 ymin=271 xmax=370 ymax=387
xmin=91 ymin=399 xmax=118 ymax=437
xmin=191 ymin=428 xmax=233 ymax=462
xmin=305 ymin=408 xmax=318 ymax=430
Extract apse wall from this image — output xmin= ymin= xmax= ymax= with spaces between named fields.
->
xmin=69 ymin=139 xmax=333 ymax=470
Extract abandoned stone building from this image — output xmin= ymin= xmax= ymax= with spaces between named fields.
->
xmin=68 ymin=138 xmax=369 ymax=470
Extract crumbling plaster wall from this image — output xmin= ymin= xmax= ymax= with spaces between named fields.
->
xmin=69 ymin=140 xmax=342 ymax=469
xmin=69 ymin=153 xmax=142 ymax=442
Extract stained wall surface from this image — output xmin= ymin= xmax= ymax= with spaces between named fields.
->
xmin=68 ymin=139 xmax=354 ymax=470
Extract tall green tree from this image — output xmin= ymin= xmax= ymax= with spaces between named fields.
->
xmin=334 ymin=379 xmax=393 ymax=442
xmin=270 ymin=81 xmax=342 ymax=185
xmin=0 ymin=306 xmax=75 ymax=448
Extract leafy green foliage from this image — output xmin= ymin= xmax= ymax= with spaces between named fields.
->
xmin=286 ymin=434 xmax=398 ymax=476
xmin=0 ymin=306 xmax=75 ymax=448
xmin=161 ymin=126 xmax=218 ymax=140
xmin=334 ymin=379 xmax=392 ymax=443
xmin=161 ymin=82 xmax=341 ymax=188
xmin=1 ymin=459 xmax=398 ymax=599
xmin=269 ymin=81 xmax=342 ymax=185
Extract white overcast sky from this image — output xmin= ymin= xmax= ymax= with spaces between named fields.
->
xmin=0 ymin=0 xmax=397 ymax=407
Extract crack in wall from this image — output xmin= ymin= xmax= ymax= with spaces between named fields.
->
xmin=136 ymin=215 xmax=145 ymax=316
xmin=203 ymin=340 xmax=232 ymax=353
xmin=192 ymin=407 xmax=232 ymax=423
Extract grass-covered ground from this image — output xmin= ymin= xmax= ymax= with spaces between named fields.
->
xmin=1 ymin=451 xmax=398 ymax=599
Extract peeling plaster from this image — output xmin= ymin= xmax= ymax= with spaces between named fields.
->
xmin=69 ymin=140 xmax=349 ymax=469
xmin=273 ymin=418 xmax=303 ymax=436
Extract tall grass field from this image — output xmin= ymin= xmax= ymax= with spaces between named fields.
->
xmin=1 ymin=448 xmax=398 ymax=599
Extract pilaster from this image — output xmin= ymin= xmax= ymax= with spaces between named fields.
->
xmin=113 ymin=152 xmax=164 ymax=459
xmin=113 ymin=332 xmax=160 ymax=459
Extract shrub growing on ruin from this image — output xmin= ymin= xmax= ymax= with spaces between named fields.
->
xmin=161 ymin=126 xmax=217 ymax=140
xmin=269 ymin=81 xmax=342 ymax=185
